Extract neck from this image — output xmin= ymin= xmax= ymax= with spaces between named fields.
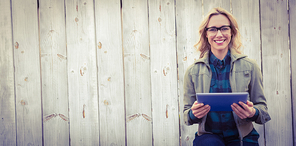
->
xmin=211 ymin=48 xmax=228 ymax=60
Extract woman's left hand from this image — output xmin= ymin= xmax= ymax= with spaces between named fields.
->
xmin=231 ymin=100 xmax=256 ymax=119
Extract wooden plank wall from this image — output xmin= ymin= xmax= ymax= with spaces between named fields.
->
xmin=39 ymin=0 xmax=69 ymax=145
xmin=11 ymin=0 xmax=43 ymax=145
xmin=260 ymin=1 xmax=293 ymax=146
xmin=0 ymin=1 xmax=16 ymax=145
xmin=0 ymin=0 xmax=295 ymax=146
xmin=291 ymin=0 xmax=296 ymax=145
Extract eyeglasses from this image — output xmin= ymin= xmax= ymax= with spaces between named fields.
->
xmin=206 ymin=25 xmax=231 ymax=36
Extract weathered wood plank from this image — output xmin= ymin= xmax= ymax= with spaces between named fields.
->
xmin=260 ymin=1 xmax=293 ymax=146
xmin=122 ymin=0 xmax=152 ymax=145
xmin=232 ymin=0 xmax=261 ymax=63
xmin=148 ymin=0 xmax=179 ymax=145
xmin=0 ymin=1 xmax=16 ymax=145
xmin=95 ymin=0 xmax=125 ymax=145
xmin=176 ymin=0 xmax=202 ymax=145
xmin=65 ymin=0 xmax=99 ymax=145
xmin=289 ymin=0 xmax=296 ymax=145
xmin=11 ymin=0 xmax=42 ymax=145
xmin=39 ymin=0 xmax=69 ymax=145
xmin=231 ymin=1 xmax=265 ymax=145
xmin=203 ymin=0 xmax=230 ymax=17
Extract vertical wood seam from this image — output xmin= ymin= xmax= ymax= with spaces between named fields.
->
xmin=36 ymin=0 xmax=44 ymax=145
xmin=287 ymin=0 xmax=295 ymax=145
xmin=10 ymin=0 xmax=18 ymax=145
xmin=146 ymin=0 xmax=154 ymax=146
xmin=119 ymin=0 xmax=127 ymax=146
xmin=92 ymin=0 xmax=100 ymax=145
xmin=258 ymin=0 xmax=266 ymax=146
xmin=63 ymin=0 xmax=71 ymax=144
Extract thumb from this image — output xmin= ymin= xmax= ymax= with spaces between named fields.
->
xmin=247 ymin=101 xmax=254 ymax=107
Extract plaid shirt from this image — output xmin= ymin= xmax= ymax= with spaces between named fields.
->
xmin=189 ymin=50 xmax=259 ymax=144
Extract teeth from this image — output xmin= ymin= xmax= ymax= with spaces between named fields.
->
xmin=215 ymin=40 xmax=224 ymax=43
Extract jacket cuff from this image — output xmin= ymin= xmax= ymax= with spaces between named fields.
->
xmin=247 ymin=107 xmax=259 ymax=121
xmin=189 ymin=109 xmax=202 ymax=123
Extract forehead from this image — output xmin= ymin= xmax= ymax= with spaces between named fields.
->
xmin=207 ymin=14 xmax=230 ymax=28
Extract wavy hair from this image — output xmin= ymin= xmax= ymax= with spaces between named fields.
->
xmin=194 ymin=7 xmax=242 ymax=58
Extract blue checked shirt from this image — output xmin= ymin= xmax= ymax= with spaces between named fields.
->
xmin=189 ymin=50 xmax=259 ymax=143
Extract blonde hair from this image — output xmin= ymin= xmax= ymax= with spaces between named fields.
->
xmin=194 ymin=7 xmax=242 ymax=58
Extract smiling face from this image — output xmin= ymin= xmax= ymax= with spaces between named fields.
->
xmin=206 ymin=14 xmax=232 ymax=56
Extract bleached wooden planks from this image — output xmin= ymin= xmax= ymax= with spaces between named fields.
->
xmin=0 ymin=1 xmax=16 ymax=145
xmin=176 ymin=0 xmax=202 ymax=145
xmin=260 ymin=1 xmax=293 ymax=146
xmin=203 ymin=0 xmax=230 ymax=17
xmin=39 ymin=0 xmax=69 ymax=145
xmin=95 ymin=0 xmax=125 ymax=145
xmin=232 ymin=0 xmax=261 ymax=63
xmin=289 ymin=0 xmax=296 ymax=145
xmin=231 ymin=1 xmax=265 ymax=145
xmin=65 ymin=0 xmax=99 ymax=145
xmin=11 ymin=0 xmax=42 ymax=145
xmin=122 ymin=0 xmax=152 ymax=145
xmin=148 ymin=0 xmax=179 ymax=145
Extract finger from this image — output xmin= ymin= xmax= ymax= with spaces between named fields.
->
xmin=233 ymin=103 xmax=245 ymax=112
xmin=191 ymin=103 xmax=205 ymax=110
xmin=194 ymin=105 xmax=210 ymax=116
xmin=247 ymin=100 xmax=254 ymax=107
xmin=195 ymin=105 xmax=211 ymax=118
xmin=231 ymin=104 xmax=247 ymax=119
xmin=239 ymin=102 xmax=250 ymax=111
xmin=191 ymin=104 xmax=206 ymax=115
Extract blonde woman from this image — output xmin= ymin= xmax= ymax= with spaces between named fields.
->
xmin=183 ymin=7 xmax=271 ymax=146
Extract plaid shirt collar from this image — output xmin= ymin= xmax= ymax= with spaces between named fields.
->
xmin=209 ymin=50 xmax=231 ymax=69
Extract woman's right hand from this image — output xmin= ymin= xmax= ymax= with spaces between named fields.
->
xmin=191 ymin=101 xmax=211 ymax=119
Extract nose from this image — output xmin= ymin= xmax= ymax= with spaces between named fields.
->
xmin=216 ymin=30 xmax=223 ymax=36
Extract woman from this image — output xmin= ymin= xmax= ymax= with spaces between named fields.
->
xmin=183 ymin=7 xmax=271 ymax=146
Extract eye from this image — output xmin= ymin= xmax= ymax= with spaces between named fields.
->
xmin=221 ymin=27 xmax=230 ymax=31
xmin=208 ymin=28 xmax=217 ymax=32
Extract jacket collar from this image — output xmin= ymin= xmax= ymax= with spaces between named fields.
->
xmin=195 ymin=48 xmax=247 ymax=66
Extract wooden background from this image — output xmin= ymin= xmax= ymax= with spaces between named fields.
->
xmin=0 ymin=0 xmax=295 ymax=146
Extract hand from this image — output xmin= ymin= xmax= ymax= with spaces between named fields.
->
xmin=191 ymin=101 xmax=211 ymax=119
xmin=231 ymin=100 xmax=256 ymax=119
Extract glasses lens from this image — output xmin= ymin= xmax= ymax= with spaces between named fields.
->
xmin=221 ymin=26 xmax=231 ymax=34
xmin=207 ymin=28 xmax=217 ymax=36
xmin=207 ymin=26 xmax=231 ymax=36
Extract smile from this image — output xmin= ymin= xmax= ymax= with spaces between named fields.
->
xmin=214 ymin=40 xmax=225 ymax=43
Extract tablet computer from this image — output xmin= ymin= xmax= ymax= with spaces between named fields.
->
xmin=196 ymin=92 xmax=248 ymax=111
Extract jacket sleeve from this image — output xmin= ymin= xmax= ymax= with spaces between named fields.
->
xmin=183 ymin=65 xmax=202 ymax=125
xmin=249 ymin=61 xmax=271 ymax=124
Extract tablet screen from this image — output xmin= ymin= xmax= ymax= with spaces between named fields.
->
xmin=196 ymin=92 xmax=248 ymax=111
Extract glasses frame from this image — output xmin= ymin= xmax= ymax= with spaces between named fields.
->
xmin=205 ymin=25 xmax=232 ymax=36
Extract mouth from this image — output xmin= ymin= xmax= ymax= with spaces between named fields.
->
xmin=214 ymin=40 xmax=225 ymax=44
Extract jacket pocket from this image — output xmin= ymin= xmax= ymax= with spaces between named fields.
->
xmin=234 ymin=70 xmax=251 ymax=92
xmin=192 ymin=73 xmax=211 ymax=93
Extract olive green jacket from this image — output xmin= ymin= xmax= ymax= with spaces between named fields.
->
xmin=183 ymin=49 xmax=271 ymax=139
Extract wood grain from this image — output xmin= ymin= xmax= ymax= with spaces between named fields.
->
xmin=11 ymin=0 xmax=42 ymax=145
xmin=289 ymin=0 xmax=296 ymax=145
xmin=122 ymin=0 xmax=153 ymax=145
xmin=95 ymin=0 xmax=126 ymax=145
xmin=39 ymin=0 xmax=69 ymax=145
xmin=0 ymin=0 xmax=16 ymax=145
xmin=65 ymin=0 xmax=99 ymax=145
xmin=148 ymin=0 xmax=179 ymax=145
xmin=203 ymin=0 xmax=230 ymax=17
xmin=260 ymin=0 xmax=293 ymax=146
